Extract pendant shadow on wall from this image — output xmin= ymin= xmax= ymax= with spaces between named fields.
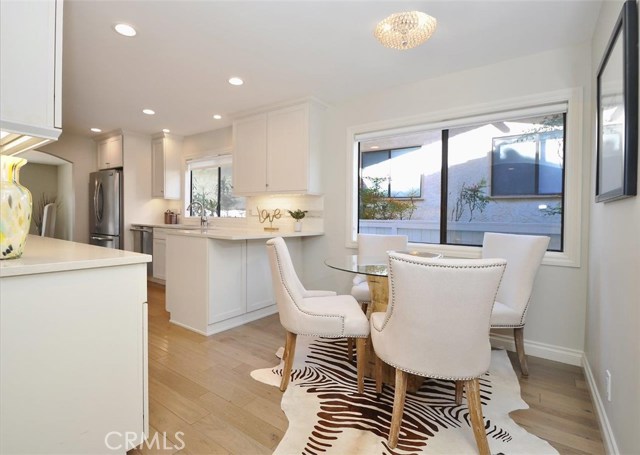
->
xmin=18 ymin=150 xmax=73 ymax=240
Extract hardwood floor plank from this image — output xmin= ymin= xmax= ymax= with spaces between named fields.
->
xmin=149 ymin=399 xmax=229 ymax=455
xmin=149 ymin=378 xmax=211 ymax=424
xmin=190 ymin=413 xmax=273 ymax=455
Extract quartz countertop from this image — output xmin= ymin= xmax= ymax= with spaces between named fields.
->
xmin=0 ymin=236 xmax=152 ymax=278
xmin=165 ymin=228 xmax=324 ymax=241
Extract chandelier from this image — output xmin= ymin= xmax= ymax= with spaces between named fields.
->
xmin=374 ymin=11 xmax=437 ymax=50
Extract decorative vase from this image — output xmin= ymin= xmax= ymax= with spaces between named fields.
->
xmin=294 ymin=221 xmax=302 ymax=232
xmin=0 ymin=155 xmax=32 ymax=259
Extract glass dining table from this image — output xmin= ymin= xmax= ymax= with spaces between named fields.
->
xmin=325 ymin=251 xmax=442 ymax=314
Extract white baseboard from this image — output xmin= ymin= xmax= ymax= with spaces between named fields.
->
xmin=489 ymin=333 xmax=583 ymax=366
xmin=582 ymin=356 xmax=619 ymax=455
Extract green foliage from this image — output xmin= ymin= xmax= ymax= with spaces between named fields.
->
xmin=287 ymin=209 xmax=307 ymax=220
xmin=451 ymin=178 xmax=491 ymax=222
xmin=192 ymin=174 xmax=240 ymax=216
xmin=541 ymin=203 xmax=562 ymax=216
xmin=359 ymin=177 xmax=417 ymax=220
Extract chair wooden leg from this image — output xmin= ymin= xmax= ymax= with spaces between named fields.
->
xmin=375 ymin=354 xmax=383 ymax=394
xmin=280 ymin=331 xmax=297 ymax=392
xmin=356 ymin=337 xmax=366 ymax=393
xmin=455 ymin=380 xmax=463 ymax=405
xmin=465 ymin=378 xmax=490 ymax=455
xmin=347 ymin=338 xmax=354 ymax=362
xmin=514 ymin=327 xmax=529 ymax=376
xmin=388 ymin=369 xmax=408 ymax=449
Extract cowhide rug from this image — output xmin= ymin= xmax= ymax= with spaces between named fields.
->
xmin=251 ymin=337 xmax=559 ymax=455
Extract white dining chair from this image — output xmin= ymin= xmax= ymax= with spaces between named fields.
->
xmin=369 ymin=252 xmax=506 ymax=452
xmin=482 ymin=232 xmax=550 ymax=376
xmin=41 ymin=203 xmax=56 ymax=238
xmin=351 ymin=233 xmax=408 ymax=310
xmin=266 ymin=237 xmax=370 ymax=392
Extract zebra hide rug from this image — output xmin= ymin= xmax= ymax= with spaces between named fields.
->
xmin=251 ymin=337 xmax=559 ymax=455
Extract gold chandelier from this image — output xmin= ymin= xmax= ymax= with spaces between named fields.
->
xmin=374 ymin=11 xmax=437 ymax=50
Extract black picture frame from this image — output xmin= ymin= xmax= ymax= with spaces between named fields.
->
xmin=596 ymin=0 xmax=639 ymax=202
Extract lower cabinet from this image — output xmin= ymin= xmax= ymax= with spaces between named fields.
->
xmin=165 ymin=235 xmax=301 ymax=335
xmin=152 ymin=228 xmax=167 ymax=281
xmin=0 ymin=263 xmax=148 ymax=453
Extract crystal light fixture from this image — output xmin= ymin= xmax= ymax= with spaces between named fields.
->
xmin=374 ymin=11 xmax=437 ymax=50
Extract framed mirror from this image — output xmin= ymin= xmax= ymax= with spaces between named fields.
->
xmin=596 ymin=0 xmax=638 ymax=203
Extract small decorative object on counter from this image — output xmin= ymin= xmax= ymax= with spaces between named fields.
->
xmin=0 ymin=155 xmax=32 ymax=259
xmin=258 ymin=207 xmax=281 ymax=231
xmin=164 ymin=210 xmax=178 ymax=224
xmin=288 ymin=209 xmax=307 ymax=232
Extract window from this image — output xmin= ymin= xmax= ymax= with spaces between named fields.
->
xmin=356 ymin=109 xmax=566 ymax=251
xmin=186 ymin=156 xmax=245 ymax=218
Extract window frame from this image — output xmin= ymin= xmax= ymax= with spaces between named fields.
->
xmin=184 ymin=154 xmax=245 ymax=219
xmin=345 ymin=88 xmax=583 ymax=268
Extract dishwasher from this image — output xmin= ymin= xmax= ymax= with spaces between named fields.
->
xmin=130 ymin=225 xmax=153 ymax=276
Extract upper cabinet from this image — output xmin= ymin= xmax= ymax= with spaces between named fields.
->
xmin=96 ymin=134 xmax=123 ymax=170
xmin=152 ymin=133 xmax=182 ymax=199
xmin=232 ymin=101 xmax=324 ymax=195
xmin=0 ymin=0 xmax=63 ymax=144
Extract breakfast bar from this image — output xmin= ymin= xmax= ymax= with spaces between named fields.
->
xmin=165 ymin=228 xmax=322 ymax=336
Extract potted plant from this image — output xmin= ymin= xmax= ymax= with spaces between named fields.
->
xmin=287 ymin=209 xmax=308 ymax=232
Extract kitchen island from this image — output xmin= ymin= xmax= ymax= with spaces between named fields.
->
xmin=165 ymin=228 xmax=322 ymax=335
xmin=0 ymin=236 xmax=151 ymax=454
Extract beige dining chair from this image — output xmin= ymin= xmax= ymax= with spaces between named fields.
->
xmin=266 ymin=237 xmax=370 ymax=392
xmin=351 ymin=233 xmax=408 ymax=311
xmin=41 ymin=203 xmax=56 ymax=238
xmin=369 ymin=252 xmax=506 ymax=453
xmin=482 ymin=232 xmax=550 ymax=376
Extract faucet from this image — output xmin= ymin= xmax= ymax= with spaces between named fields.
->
xmin=186 ymin=201 xmax=208 ymax=227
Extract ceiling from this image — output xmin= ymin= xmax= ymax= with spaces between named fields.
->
xmin=62 ymin=0 xmax=602 ymax=138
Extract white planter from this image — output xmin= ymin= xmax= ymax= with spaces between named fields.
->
xmin=294 ymin=221 xmax=302 ymax=232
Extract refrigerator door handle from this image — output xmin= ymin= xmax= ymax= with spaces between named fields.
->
xmin=96 ymin=181 xmax=104 ymax=222
xmin=90 ymin=235 xmax=113 ymax=242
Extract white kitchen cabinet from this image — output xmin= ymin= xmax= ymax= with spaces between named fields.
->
xmin=232 ymin=101 xmax=324 ymax=195
xmin=152 ymin=133 xmax=182 ymax=199
xmin=152 ymin=228 xmax=167 ymax=281
xmin=0 ymin=236 xmax=149 ymax=454
xmin=97 ymin=134 xmax=123 ymax=169
xmin=0 ymin=0 xmax=63 ymax=138
xmin=166 ymin=235 xmax=302 ymax=335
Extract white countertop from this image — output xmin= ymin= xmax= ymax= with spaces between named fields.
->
xmin=0 ymin=236 xmax=152 ymax=278
xmin=165 ymin=228 xmax=324 ymax=241
xmin=130 ymin=223 xmax=201 ymax=230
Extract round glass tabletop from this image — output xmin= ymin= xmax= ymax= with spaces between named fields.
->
xmin=324 ymin=251 xmax=442 ymax=277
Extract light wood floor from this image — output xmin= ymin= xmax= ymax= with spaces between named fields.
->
xmin=130 ymin=282 xmax=605 ymax=455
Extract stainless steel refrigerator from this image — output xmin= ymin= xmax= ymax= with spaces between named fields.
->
xmin=89 ymin=169 xmax=123 ymax=249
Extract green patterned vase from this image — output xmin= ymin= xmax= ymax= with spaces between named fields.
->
xmin=0 ymin=155 xmax=32 ymax=259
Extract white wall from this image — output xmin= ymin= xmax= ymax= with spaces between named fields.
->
xmin=586 ymin=1 xmax=640 ymax=453
xmin=122 ymin=131 xmax=177 ymax=250
xmin=303 ymin=44 xmax=593 ymax=359
xmin=39 ymin=132 xmax=96 ymax=244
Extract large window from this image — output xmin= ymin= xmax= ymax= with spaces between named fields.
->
xmin=357 ymin=110 xmax=565 ymax=251
xmin=186 ymin=156 xmax=245 ymax=218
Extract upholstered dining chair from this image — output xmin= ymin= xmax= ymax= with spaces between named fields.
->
xmin=369 ymin=252 xmax=506 ymax=452
xmin=350 ymin=233 xmax=408 ymax=311
xmin=482 ymin=232 xmax=550 ymax=376
xmin=266 ymin=237 xmax=370 ymax=392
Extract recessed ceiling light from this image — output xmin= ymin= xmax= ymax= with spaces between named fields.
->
xmin=228 ymin=77 xmax=244 ymax=86
xmin=213 ymin=114 xmax=222 ymax=120
xmin=114 ymin=23 xmax=137 ymax=37
xmin=162 ymin=128 xmax=170 ymax=133
xmin=370 ymin=145 xmax=379 ymax=150
xmin=90 ymin=128 xmax=102 ymax=133
xmin=142 ymin=109 xmax=155 ymax=115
